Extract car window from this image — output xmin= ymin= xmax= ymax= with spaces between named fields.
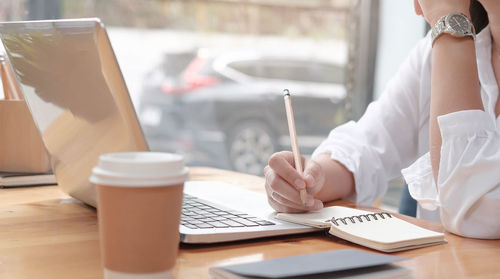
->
xmin=228 ymin=60 xmax=345 ymax=84
xmin=226 ymin=60 xmax=260 ymax=77
xmin=161 ymin=52 xmax=197 ymax=76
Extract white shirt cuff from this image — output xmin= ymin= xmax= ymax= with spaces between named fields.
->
xmin=401 ymin=152 xmax=440 ymax=211
xmin=437 ymin=109 xmax=494 ymax=140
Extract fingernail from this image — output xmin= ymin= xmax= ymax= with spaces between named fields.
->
xmin=294 ymin=179 xmax=305 ymax=189
xmin=306 ymin=197 xmax=315 ymax=207
xmin=313 ymin=201 xmax=324 ymax=211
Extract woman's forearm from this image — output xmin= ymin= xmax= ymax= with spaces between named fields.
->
xmin=430 ymin=29 xmax=483 ymax=183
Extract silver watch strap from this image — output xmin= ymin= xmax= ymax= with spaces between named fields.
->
xmin=431 ymin=17 xmax=447 ymax=42
xmin=431 ymin=13 xmax=475 ymax=46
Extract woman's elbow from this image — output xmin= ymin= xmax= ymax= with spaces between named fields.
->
xmin=440 ymin=202 xmax=500 ymax=239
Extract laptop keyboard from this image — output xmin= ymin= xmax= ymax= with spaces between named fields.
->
xmin=181 ymin=194 xmax=275 ymax=229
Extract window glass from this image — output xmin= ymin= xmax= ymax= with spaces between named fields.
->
xmin=0 ymin=0 xmax=371 ymax=177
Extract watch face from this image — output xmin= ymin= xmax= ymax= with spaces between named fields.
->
xmin=449 ymin=14 xmax=469 ymax=33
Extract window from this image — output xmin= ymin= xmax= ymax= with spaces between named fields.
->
xmin=0 ymin=0 xmax=378 ymax=177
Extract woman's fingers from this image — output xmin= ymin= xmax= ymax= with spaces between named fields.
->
xmin=303 ymin=159 xmax=325 ymax=195
xmin=414 ymin=0 xmax=423 ymax=15
xmin=268 ymin=151 xmax=306 ymax=191
xmin=265 ymin=167 xmax=314 ymax=207
xmin=267 ymin=196 xmax=304 ymax=213
xmin=264 ymin=151 xmax=325 ymax=213
xmin=267 ymin=190 xmax=323 ymax=213
xmin=264 ymin=160 xmax=324 ymax=212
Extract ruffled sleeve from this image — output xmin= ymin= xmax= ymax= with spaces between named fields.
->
xmin=403 ymin=109 xmax=500 ymax=239
xmin=401 ymin=152 xmax=438 ymax=211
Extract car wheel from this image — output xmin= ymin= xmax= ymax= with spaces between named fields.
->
xmin=228 ymin=121 xmax=276 ymax=176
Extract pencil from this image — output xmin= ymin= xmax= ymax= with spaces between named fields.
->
xmin=283 ymin=89 xmax=307 ymax=206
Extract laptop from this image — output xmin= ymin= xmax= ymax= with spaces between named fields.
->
xmin=0 ymin=18 xmax=318 ymax=243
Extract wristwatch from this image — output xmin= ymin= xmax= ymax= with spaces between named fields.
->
xmin=431 ymin=12 xmax=475 ymax=46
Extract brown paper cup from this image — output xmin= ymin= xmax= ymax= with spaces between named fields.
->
xmin=90 ymin=152 xmax=189 ymax=279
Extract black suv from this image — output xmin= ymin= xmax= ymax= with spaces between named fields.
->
xmin=139 ymin=49 xmax=347 ymax=175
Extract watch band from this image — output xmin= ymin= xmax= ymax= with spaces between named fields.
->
xmin=431 ymin=12 xmax=475 ymax=46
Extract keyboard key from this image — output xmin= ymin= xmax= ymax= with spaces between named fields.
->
xmin=182 ymin=211 xmax=197 ymax=216
xmin=183 ymin=224 xmax=198 ymax=229
xmin=198 ymin=218 xmax=215 ymax=222
xmin=234 ymin=213 xmax=251 ymax=217
xmin=193 ymin=215 xmax=209 ymax=219
xmin=220 ymin=220 xmax=245 ymax=227
xmin=212 ymin=211 xmax=230 ymax=216
xmin=201 ymin=213 xmax=218 ymax=218
xmin=233 ymin=218 xmax=259 ymax=227
xmin=207 ymin=221 xmax=230 ymax=228
xmin=221 ymin=214 xmax=238 ymax=219
xmin=195 ymin=223 xmax=214 ymax=229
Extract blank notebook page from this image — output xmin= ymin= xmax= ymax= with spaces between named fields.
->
xmin=331 ymin=212 xmax=444 ymax=244
xmin=276 ymin=206 xmax=445 ymax=249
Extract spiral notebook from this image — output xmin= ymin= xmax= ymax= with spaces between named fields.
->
xmin=276 ymin=206 xmax=446 ymax=252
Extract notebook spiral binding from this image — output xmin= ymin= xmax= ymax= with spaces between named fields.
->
xmin=329 ymin=212 xmax=392 ymax=226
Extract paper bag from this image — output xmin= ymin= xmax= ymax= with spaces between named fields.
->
xmin=0 ymin=99 xmax=51 ymax=172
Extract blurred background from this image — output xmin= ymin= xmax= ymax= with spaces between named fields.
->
xmin=0 ymin=0 xmax=425 ymax=212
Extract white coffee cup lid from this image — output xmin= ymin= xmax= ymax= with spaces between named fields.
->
xmin=89 ymin=152 xmax=189 ymax=187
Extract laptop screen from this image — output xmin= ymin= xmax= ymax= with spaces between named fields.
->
xmin=0 ymin=18 xmax=148 ymax=206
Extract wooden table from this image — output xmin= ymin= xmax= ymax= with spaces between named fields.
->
xmin=1 ymin=167 xmax=499 ymax=278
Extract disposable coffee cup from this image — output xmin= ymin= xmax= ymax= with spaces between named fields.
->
xmin=90 ymin=152 xmax=189 ymax=279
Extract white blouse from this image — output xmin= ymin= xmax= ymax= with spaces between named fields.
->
xmin=313 ymin=26 xmax=500 ymax=239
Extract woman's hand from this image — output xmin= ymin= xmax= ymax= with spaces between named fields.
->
xmin=414 ymin=0 xmax=471 ymax=25
xmin=264 ymin=151 xmax=325 ymax=213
